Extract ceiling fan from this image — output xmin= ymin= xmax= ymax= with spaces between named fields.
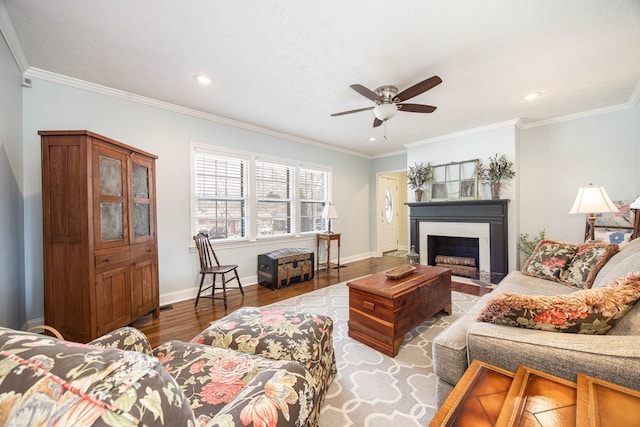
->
xmin=331 ymin=75 xmax=442 ymax=127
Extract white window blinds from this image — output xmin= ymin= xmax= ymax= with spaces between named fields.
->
xmin=255 ymin=159 xmax=293 ymax=236
xmin=299 ymin=166 xmax=328 ymax=232
xmin=193 ymin=151 xmax=248 ymax=239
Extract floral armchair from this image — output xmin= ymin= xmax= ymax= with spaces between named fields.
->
xmin=0 ymin=316 xmax=332 ymax=427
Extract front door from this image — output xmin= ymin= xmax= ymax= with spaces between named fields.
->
xmin=379 ymin=175 xmax=399 ymax=253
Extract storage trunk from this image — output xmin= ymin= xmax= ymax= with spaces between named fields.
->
xmin=257 ymin=248 xmax=315 ymax=290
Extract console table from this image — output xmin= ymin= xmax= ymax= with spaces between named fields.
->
xmin=317 ymin=233 xmax=341 ymax=270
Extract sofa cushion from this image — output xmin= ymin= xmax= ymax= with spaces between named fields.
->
xmin=477 ymin=273 xmax=640 ymax=334
xmin=593 ymin=237 xmax=640 ymax=288
xmin=522 ymin=239 xmax=618 ymax=289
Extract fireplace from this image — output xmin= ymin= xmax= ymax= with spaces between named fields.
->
xmin=428 ymin=235 xmax=479 ymax=279
xmin=407 ymin=200 xmax=508 ymax=284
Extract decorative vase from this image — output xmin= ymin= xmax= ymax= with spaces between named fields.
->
xmin=414 ymin=188 xmax=424 ymax=202
xmin=490 ymin=182 xmax=501 ymax=200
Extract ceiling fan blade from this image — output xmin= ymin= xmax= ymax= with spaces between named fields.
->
xmin=373 ymin=118 xmax=383 ymax=128
xmin=330 ymin=106 xmax=374 ymax=117
xmin=397 ymin=103 xmax=437 ymax=113
xmin=393 ymin=75 xmax=442 ymax=103
xmin=350 ymin=84 xmax=381 ymax=101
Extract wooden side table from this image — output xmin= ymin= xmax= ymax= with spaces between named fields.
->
xmin=317 ymin=233 xmax=341 ymax=270
xmin=430 ymin=360 xmax=514 ymax=427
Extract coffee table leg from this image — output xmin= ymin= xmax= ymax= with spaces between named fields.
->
xmin=444 ymin=304 xmax=452 ymax=315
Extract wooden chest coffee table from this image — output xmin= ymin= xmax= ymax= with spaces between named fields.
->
xmin=347 ymin=264 xmax=451 ymax=357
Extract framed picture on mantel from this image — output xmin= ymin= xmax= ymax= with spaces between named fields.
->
xmin=431 ymin=159 xmax=478 ymax=201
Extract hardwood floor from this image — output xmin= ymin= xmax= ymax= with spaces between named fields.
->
xmin=132 ymin=256 xmax=486 ymax=348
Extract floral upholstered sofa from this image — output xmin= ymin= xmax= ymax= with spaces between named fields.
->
xmin=433 ymin=237 xmax=640 ymax=407
xmin=0 ymin=307 xmax=336 ymax=426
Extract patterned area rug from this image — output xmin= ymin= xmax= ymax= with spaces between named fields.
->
xmin=267 ymin=282 xmax=480 ymax=426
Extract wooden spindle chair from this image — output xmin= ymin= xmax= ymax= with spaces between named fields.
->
xmin=193 ymin=232 xmax=243 ymax=308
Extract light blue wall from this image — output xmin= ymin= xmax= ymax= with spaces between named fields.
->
xmin=405 ymin=122 xmax=519 ymax=270
xmin=519 ymin=109 xmax=638 ymax=246
xmin=21 ymin=78 xmax=373 ymax=322
xmin=0 ymin=34 xmax=25 ymax=328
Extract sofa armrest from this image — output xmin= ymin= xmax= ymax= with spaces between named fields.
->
xmin=87 ymin=326 xmax=153 ymax=355
xmin=467 ymin=322 xmax=640 ymax=391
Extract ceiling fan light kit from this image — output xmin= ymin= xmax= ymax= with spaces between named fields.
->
xmin=373 ymin=103 xmax=398 ymax=121
xmin=331 ymin=75 xmax=442 ymax=128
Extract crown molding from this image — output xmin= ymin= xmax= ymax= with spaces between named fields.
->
xmin=22 ymin=67 xmax=373 ymax=159
xmin=519 ymin=103 xmax=631 ymax=129
xmin=404 ymin=119 xmax=521 ymax=148
xmin=629 ymin=79 xmax=640 ymax=108
xmin=0 ymin=1 xmax=29 ymax=72
xmin=371 ymin=148 xmax=407 ymax=159
xmin=521 ymin=79 xmax=640 ymax=129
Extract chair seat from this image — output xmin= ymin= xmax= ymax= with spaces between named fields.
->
xmin=200 ymin=264 xmax=238 ymax=274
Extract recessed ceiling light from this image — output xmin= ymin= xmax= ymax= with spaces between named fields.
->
xmin=194 ymin=74 xmax=212 ymax=85
xmin=522 ymin=92 xmax=541 ymax=101
xmin=368 ymin=137 xmax=377 ymax=142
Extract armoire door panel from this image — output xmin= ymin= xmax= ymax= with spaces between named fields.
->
xmin=131 ymin=257 xmax=158 ymax=317
xmin=95 ymin=266 xmax=131 ymax=335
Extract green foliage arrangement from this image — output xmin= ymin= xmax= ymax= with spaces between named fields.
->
xmin=518 ymin=229 xmax=546 ymax=257
xmin=477 ymin=154 xmax=515 ymax=184
xmin=407 ymin=162 xmax=432 ymax=190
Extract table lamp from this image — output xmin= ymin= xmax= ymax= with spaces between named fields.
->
xmin=322 ymin=203 xmax=338 ymax=234
xmin=631 ymin=195 xmax=640 ymax=240
xmin=568 ymin=183 xmax=619 ymax=241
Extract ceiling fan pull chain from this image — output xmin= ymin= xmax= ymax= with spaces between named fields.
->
xmin=383 ymin=120 xmax=388 ymax=140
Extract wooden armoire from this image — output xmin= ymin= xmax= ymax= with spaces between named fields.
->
xmin=40 ymin=130 xmax=159 ymax=342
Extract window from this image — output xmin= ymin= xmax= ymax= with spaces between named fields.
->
xmin=193 ymin=150 xmax=248 ymax=239
xmin=299 ymin=166 xmax=329 ymax=232
xmin=255 ymin=159 xmax=293 ymax=236
xmin=191 ymin=143 xmax=330 ymax=241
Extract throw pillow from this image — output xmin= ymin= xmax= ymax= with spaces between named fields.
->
xmin=477 ymin=273 xmax=640 ymax=334
xmin=558 ymin=242 xmax=618 ymax=289
xmin=594 ymin=228 xmax=632 ymax=245
xmin=521 ymin=240 xmax=577 ymax=282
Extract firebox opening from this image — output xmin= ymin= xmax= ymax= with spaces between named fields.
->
xmin=427 ymin=235 xmax=480 ymax=279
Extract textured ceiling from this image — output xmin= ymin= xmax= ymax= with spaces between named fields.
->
xmin=4 ymin=0 xmax=640 ymax=157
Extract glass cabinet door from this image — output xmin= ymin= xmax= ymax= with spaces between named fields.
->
xmin=95 ymin=146 xmax=129 ymax=248
xmin=131 ymin=157 xmax=155 ymax=242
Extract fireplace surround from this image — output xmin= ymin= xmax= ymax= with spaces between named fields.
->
xmin=407 ymin=200 xmax=509 ymax=283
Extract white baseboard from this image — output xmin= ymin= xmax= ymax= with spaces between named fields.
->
xmin=26 ymin=254 xmax=377 ymax=327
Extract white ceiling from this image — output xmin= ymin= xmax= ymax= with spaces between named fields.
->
xmin=3 ymin=0 xmax=640 ymax=157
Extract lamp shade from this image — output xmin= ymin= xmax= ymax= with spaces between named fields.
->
xmin=322 ymin=203 xmax=339 ymax=219
xmin=373 ymin=103 xmax=398 ymax=121
xmin=568 ymin=184 xmax=619 ymax=214
xmin=630 ymin=196 xmax=640 ymax=209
